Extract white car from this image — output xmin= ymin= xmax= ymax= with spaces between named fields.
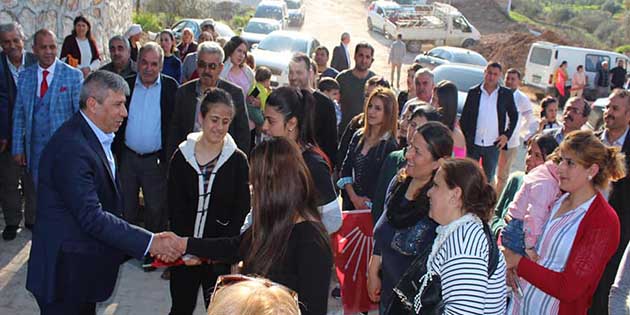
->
xmin=415 ymin=46 xmax=487 ymax=70
xmin=250 ymin=31 xmax=320 ymax=85
xmin=240 ymin=18 xmax=282 ymax=48
xmin=367 ymin=1 xmax=401 ymax=34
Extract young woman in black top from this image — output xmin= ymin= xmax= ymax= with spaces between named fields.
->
xmin=172 ymin=137 xmax=333 ymax=315
xmin=166 ymin=88 xmax=250 ymax=315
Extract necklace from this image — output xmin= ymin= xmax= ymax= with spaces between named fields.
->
xmin=413 ymin=213 xmax=480 ymax=312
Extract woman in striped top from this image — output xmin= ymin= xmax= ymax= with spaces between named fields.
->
xmin=414 ymin=158 xmax=507 ymax=314
xmin=503 ymin=130 xmax=626 ymax=315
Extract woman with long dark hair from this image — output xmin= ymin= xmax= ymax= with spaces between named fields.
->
xmin=368 ymin=122 xmax=453 ymax=314
xmin=159 ymin=30 xmax=183 ymax=83
xmin=171 ymin=137 xmax=333 ymax=315
xmin=220 ymin=36 xmax=255 ymax=98
xmin=432 ymin=80 xmax=466 ymax=157
xmin=60 ymin=15 xmax=100 ymax=77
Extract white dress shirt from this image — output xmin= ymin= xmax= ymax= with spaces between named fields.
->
xmin=76 ymin=37 xmax=101 ymax=71
xmin=474 ymin=84 xmax=500 ymax=146
xmin=601 ymin=126 xmax=629 ymax=148
xmin=6 ymin=52 xmax=26 ymax=83
xmin=507 ymin=89 xmax=537 ymax=149
xmin=37 ymin=60 xmax=57 ymax=98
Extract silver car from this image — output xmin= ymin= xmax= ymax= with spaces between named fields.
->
xmin=431 ymin=63 xmax=486 ymax=114
xmin=171 ymin=19 xmax=236 ymax=41
xmin=250 ymin=30 xmax=320 ymax=85
xmin=240 ymin=18 xmax=282 ymax=48
xmin=415 ymin=46 xmax=487 ymax=70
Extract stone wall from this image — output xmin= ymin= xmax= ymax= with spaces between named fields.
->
xmin=0 ymin=0 xmax=133 ymax=60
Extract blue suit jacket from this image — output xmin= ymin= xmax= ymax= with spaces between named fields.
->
xmin=11 ymin=59 xmax=82 ymax=167
xmin=26 ymin=113 xmax=152 ymax=304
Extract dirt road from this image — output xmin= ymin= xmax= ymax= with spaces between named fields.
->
xmin=295 ymin=0 xmax=419 ymax=90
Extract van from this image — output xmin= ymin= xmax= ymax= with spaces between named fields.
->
xmin=254 ymin=0 xmax=289 ymax=29
xmin=524 ymin=41 xmax=629 ymax=99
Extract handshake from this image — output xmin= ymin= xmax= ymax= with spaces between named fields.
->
xmin=148 ymin=232 xmax=187 ymax=263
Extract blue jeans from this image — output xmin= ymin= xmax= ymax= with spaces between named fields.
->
xmin=501 ymin=219 xmax=527 ymax=256
xmin=467 ymin=144 xmax=500 ymax=182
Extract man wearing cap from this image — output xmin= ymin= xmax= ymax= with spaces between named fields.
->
xmin=125 ymin=24 xmax=142 ymax=62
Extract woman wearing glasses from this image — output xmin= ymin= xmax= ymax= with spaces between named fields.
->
xmin=503 ymin=130 xmax=625 ymax=314
xmin=170 ymin=137 xmax=333 ymax=315
xmin=167 ymin=89 xmax=250 ymax=315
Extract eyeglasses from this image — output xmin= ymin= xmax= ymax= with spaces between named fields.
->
xmin=211 ymin=274 xmax=299 ymax=305
xmin=197 ymin=61 xmax=220 ymax=70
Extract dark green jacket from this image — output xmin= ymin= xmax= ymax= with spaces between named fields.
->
xmin=491 ymin=171 xmax=525 ymax=237
xmin=371 ymin=148 xmax=407 ymax=224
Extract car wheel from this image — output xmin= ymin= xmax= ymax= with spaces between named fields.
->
xmin=367 ymin=18 xmax=373 ymax=31
xmin=462 ymin=39 xmax=476 ymax=48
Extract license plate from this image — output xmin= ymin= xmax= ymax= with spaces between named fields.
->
xmin=532 ymin=75 xmax=541 ymax=83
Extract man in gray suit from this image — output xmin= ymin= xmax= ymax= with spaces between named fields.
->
xmin=0 ymin=22 xmax=37 ymax=240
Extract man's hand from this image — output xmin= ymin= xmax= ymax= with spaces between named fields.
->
xmin=13 ymin=154 xmax=26 ymax=166
xmin=0 ymin=139 xmax=7 ymax=153
xmin=149 ymin=232 xmax=186 ymax=263
xmin=495 ymin=134 xmax=508 ymax=149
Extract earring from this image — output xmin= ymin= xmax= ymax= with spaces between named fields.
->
xmin=588 ymin=175 xmax=593 ymax=181
xmin=288 ymin=128 xmax=294 ymax=132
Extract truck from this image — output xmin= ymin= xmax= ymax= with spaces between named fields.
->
xmin=524 ymin=41 xmax=629 ymax=100
xmin=367 ymin=1 xmax=480 ymax=53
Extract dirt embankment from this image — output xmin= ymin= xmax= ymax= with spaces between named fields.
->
xmin=471 ymin=28 xmax=571 ymax=72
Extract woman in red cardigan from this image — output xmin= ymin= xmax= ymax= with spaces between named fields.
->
xmin=60 ymin=15 xmax=100 ymax=77
xmin=503 ymin=130 xmax=626 ymax=315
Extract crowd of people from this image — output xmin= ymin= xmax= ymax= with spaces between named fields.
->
xmin=0 ymin=15 xmax=630 ymax=315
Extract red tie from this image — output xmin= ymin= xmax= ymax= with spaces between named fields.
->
xmin=40 ymin=70 xmax=49 ymax=98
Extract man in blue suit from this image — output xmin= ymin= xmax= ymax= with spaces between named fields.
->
xmin=0 ymin=22 xmax=37 ymax=240
xmin=26 ymin=70 xmax=184 ymax=315
xmin=11 ymin=29 xmax=82 ymax=190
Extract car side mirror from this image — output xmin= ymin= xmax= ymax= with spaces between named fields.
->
xmin=252 ymin=43 xmax=259 ymax=50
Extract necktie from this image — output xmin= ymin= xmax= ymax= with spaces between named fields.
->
xmin=40 ymin=70 xmax=49 ymax=98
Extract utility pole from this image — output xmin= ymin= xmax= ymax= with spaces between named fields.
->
xmin=506 ymin=0 xmax=512 ymax=15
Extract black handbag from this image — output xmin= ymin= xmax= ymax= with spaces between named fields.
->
xmin=387 ymin=223 xmax=499 ymax=315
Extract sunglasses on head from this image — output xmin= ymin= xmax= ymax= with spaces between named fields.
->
xmin=211 ymin=274 xmax=299 ymax=305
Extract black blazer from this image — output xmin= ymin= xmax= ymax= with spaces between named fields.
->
xmin=113 ymin=74 xmax=179 ymax=164
xmin=330 ymin=43 xmax=349 ymax=72
xmin=166 ymin=79 xmax=251 ymax=159
xmin=459 ymin=84 xmax=518 ymax=149
xmin=0 ymin=51 xmax=37 ymax=143
xmin=312 ymin=90 xmax=338 ymax=162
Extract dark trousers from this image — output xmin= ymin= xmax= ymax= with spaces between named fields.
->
xmin=169 ymin=264 xmax=229 ymax=315
xmin=0 ymin=150 xmax=22 ymax=226
xmin=35 ymin=297 xmax=95 ymax=315
xmin=467 ymin=144 xmax=500 ymax=183
xmin=119 ymin=147 xmax=167 ymax=232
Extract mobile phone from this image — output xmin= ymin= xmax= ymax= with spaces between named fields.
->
xmin=249 ymin=87 xmax=260 ymax=98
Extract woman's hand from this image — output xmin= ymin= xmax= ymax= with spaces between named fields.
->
xmin=506 ymin=268 xmax=521 ymax=295
xmin=525 ymin=248 xmax=540 ymax=262
xmin=351 ymin=195 xmax=371 ymax=210
xmin=367 ymin=255 xmax=382 ymax=302
xmin=247 ymin=96 xmax=261 ymax=107
xmin=502 ymin=246 xmax=523 ymax=269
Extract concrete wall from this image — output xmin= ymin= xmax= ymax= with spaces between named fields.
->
xmin=0 ymin=0 xmax=133 ymax=59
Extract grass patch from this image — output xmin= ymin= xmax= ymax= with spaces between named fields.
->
xmin=510 ymin=10 xmax=537 ymax=23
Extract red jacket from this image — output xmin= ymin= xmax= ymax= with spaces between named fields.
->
xmin=517 ymin=192 xmax=620 ymax=315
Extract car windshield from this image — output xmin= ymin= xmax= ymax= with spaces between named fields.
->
xmin=434 ymin=67 xmax=484 ymax=92
xmin=452 ymin=53 xmax=487 ymax=66
xmin=244 ymin=21 xmax=279 ymax=34
xmin=258 ymin=35 xmax=308 ymax=53
xmin=255 ymin=6 xmax=283 ymax=20
xmin=286 ymin=0 xmax=301 ymax=9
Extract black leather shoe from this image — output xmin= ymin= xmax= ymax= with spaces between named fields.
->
xmin=143 ymin=256 xmax=156 ymax=272
xmin=2 ymin=225 xmax=19 ymax=240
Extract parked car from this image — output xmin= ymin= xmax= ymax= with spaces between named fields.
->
xmin=254 ymin=0 xmax=289 ymax=29
xmin=367 ymin=1 xmax=480 ymax=52
xmin=171 ymin=19 xmax=236 ymax=41
xmin=285 ymin=0 xmax=306 ymax=26
xmin=415 ymin=46 xmax=487 ymax=70
xmin=240 ymin=18 xmax=282 ymax=48
xmin=250 ymin=30 xmax=320 ymax=85
xmin=431 ymin=63 xmax=487 ymax=114
xmin=524 ymin=41 xmax=629 ymax=100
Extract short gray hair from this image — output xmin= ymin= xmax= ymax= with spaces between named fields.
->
xmin=138 ymin=41 xmax=164 ymax=65
xmin=414 ymin=68 xmax=434 ymax=82
xmin=197 ymin=41 xmax=224 ymax=62
xmin=108 ymin=35 xmax=130 ymax=50
xmin=80 ymin=70 xmax=130 ymax=109
xmin=0 ymin=22 xmax=25 ymax=39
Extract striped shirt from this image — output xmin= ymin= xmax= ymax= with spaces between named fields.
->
xmin=508 ymin=193 xmax=594 ymax=315
xmin=429 ymin=218 xmax=507 ymax=314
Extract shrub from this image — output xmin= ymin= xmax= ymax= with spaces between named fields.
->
xmin=602 ymin=0 xmax=622 ymax=14
xmin=568 ymin=10 xmax=611 ymax=33
xmin=615 ymin=45 xmax=630 ymax=54
xmin=594 ymin=20 xmax=620 ymax=46
xmin=547 ymin=7 xmax=575 ymax=24
xmin=133 ymin=12 xmax=163 ymax=33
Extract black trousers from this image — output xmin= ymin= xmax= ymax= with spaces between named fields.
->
xmin=36 ymin=297 xmax=95 ymax=315
xmin=169 ymin=263 xmax=230 ymax=315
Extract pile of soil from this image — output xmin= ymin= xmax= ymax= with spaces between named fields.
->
xmin=472 ymin=29 xmax=571 ymax=72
